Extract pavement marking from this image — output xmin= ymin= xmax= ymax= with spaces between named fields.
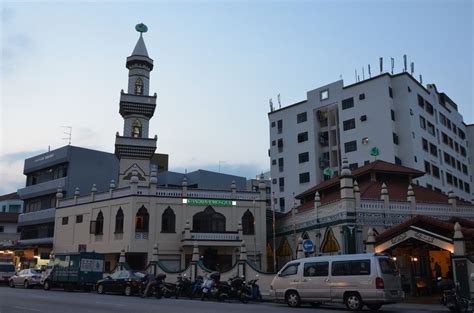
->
xmin=10 ymin=306 xmax=42 ymax=312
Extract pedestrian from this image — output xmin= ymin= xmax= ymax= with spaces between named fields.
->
xmin=434 ymin=262 xmax=442 ymax=278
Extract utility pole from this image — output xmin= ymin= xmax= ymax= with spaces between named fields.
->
xmin=272 ymin=192 xmax=276 ymax=271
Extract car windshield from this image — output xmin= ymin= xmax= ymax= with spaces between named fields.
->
xmin=378 ymin=257 xmax=397 ymax=274
xmin=30 ymin=269 xmax=41 ymax=274
xmin=0 ymin=264 xmax=15 ymax=271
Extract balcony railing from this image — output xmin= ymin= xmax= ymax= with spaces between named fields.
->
xmin=187 ymin=231 xmax=240 ymax=241
xmin=17 ymin=177 xmax=67 ymax=198
xmin=18 ymin=208 xmax=55 ymax=226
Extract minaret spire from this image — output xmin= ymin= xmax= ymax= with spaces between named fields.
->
xmin=115 ymin=23 xmax=157 ymax=188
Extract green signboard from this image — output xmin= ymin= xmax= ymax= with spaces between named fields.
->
xmin=323 ymin=167 xmax=334 ymax=177
xmin=183 ymin=199 xmax=236 ymax=206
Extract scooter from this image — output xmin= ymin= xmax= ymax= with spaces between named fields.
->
xmin=190 ymin=276 xmax=203 ymax=299
xmin=247 ymin=278 xmax=262 ymax=302
xmin=175 ymin=274 xmax=193 ymax=299
xmin=201 ymin=272 xmax=229 ymax=302
xmin=443 ymin=281 xmax=474 ymax=313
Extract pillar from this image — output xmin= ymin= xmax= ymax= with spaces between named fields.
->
xmin=365 ymin=228 xmax=375 ymax=253
xmin=191 ymin=242 xmax=199 ymax=280
xmin=149 ymin=167 xmax=157 ymax=195
xmin=296 ymin=237 xmax=305 ymax=259
xmin=109 ymin=179 xmax=116 ymax=198
xmin=55 ymin=186 xmax=63 ymax=207
xmin=407 ymin=184 xmax=416 ymax=214
xmin=353 ymin=180 xmax=360 ymax=207
xmin=91 ymin=184 xmax=97 ymax=201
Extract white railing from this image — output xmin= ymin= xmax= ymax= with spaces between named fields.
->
xmin=188 ymin=232 xmax=240 ymax=241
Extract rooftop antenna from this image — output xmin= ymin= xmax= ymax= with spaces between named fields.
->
xmin=379 ymin=57 xmax=383 ymax=74
xmin=403 ymin=54 xmax=407 ymax=72
xmin=368 ymin=64 xmax=371 ymax=78
xmin=61 ymin=126 xmax=72 ymax=145
xmin=391 ymin=58 xmax=394 ymax=74
xmin=269 ymin=98 xmax=274 ymax=112
xmin=277 ymin=94 xmax=281 ymax=109
xmin=362 ymin=67 xmax=365 ymax=80
xmin=354 ymin=69 xmax=357 ymax=82
xmin=48 ymin=145 xmax=50 ymax=152
xmin=357 ymin=75 xmax=360 ymax=82
xmin=410 ymin=62 xmax=414 ymax=75
xmin=419 ymin=74 xmax=423 ymax=85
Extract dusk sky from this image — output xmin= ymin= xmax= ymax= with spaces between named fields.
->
xmin=1 ymin=0 xmax=472 ymax=195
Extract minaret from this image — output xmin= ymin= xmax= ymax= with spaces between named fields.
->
xmin=115 ymin=23 xmax=158 ymax=187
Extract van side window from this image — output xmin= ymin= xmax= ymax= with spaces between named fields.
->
xmin=280 ymin=263 xmax=299 ymax=277
xmin=304 ymin=262 xmax=329 ymax=277
xmin=332 ymin=260 xmax=371 ymax=276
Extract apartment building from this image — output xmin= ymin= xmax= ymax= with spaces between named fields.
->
xmin=268 ymin=72 xmax=471 ymax=212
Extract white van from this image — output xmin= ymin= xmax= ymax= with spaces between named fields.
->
xmin=270 ymin=253 xmax=404 ymax=311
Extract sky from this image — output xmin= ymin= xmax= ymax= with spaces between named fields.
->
xmin=0 ymin=0 xmax=473 ymax=195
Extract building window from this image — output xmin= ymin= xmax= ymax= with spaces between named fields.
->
xmin=464 ymin=182 xmax=470 ymax=193
xmin=271 ymin=140 xmax=276 ymax=146
xmin=408 ymin=86 xmax=412 ymax=92
xmin=271 ymin=159 xmax=276 ymax=165
xmin=341 ymin=97 xmax=354 ymax=110
xmin=193 ymin=206 xmax=225 ymax=232
xmin=135 ymin=78 xmax=143 ymax=95
xmin=299 ymin=172 xmax=310 ymax=184
xmin=132 ymin=119 xmax=142 ymax=138
xmin=419 ymin=116 xmax=426 ymax=129
xmin=115 ymin=208 xmax=124 ymax=234
xmin=359 ymin=93 xmax=365 ymax=100
xmin=62 ymin=217 xmax=68 ymax=225
xmin=279 ymin=177 xmax=285 ymax=192
xmin=76 ymin=215 xmax=83 ymax=224
xmin=393 ymin=133 xmax=399 ymax=145
xmin=279 ymin=197 xmax=285 ymax=211
xmin=459 ymin=129 xmax=466 ymax=140
xmin=429 ymin=143 xmax=438 ymax=157
xmin=349 ymin=163 xmax=358 ymax=171
xmin=391 ymin=110 xmax=395 ymax=121
xmin=278 ymin=158 xmax=284 ymax=172
xmin=161 ymin=207 xmax=176 ymax=233
xmin=271 ymin=121 xmax=275 ymax=128
xmin=427 ymin=121 xmax=435 ymax=136
xmin=297 ymin=112 xmax=307 ymax=123
xmin=388 ymin=87 xmax=393 ymax=98
xmin=344 ymin=140 xmax=357 ymax=153
xmin=343 ymin=118 xmax=356 ymax=131
xmin=277 ymin=139 xmax=283 ymax=152
xmin=462 ymin=164 xmax=468 ymax=175
xmin=277 ymin=120 xmax=283 ymax=134
xmin=242 ymin=210 xmax=254 ymax=235
xmin=431 ymin=165 xmax=440 ymax=178
xmin=360 ymin=115 xmax=367 ymax=121
xmin=446 ymin=173 xmax=453 ymax=185
xmin=361 ymin=137 xmax=369 ymax=145
xmin=417 ymin=94 xmax=424 ymax=108
xmin=0 ymin=226 xmax=3 ymax=233
xmin=394 ymin=156 xmax=402 ymax=165
xmin=95 ymin=211 xmax=104 ymax=235
xmin=135 ymin=206 xmax=149 ymax=233
xmin=297 ymin=132 xmax=308 ymax=143
xmin=425 ymin=101 xmax=434 ymax=115
xmin=424 ymin=161 xmax=431 ymax=174
xmin=320 ymin=89 xmax=329 ymax=101
xmin=272 ymin=178 xmax=277 ymax=184
xmin=298 ymin=152 xmax=309 ymax=163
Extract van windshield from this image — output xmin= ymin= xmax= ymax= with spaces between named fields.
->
xmin=378 ymin=257 xmax=397 ymax=274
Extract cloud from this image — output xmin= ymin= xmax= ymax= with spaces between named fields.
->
xmin=0 ymin=148 xmax=46 ymax=195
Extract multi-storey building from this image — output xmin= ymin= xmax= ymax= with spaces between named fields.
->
xmin=15 ymin=145 xmax=119 ymax=268
xmin=0 ymin=192 xmax=22 ymax=251
xmin=268 ymin=72 xmax=472 ymax=212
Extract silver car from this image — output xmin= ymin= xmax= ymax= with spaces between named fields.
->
xmin=9 ymin=269 xmax=42 ymax=289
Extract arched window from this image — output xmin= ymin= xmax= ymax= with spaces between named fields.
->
xmin=242 ymin=210 xmax=254 ymax=235
xmin=135 ymin=206 xmax=149 ymax=232
xmin=161 ymin=207 xmax=175 ymax=233
xmin=115 ymin=208 xmax=124 ymax=234
xmin=131 ymin=119 xmax=142 ymax=138
xmin=95 ymin=211 xmax=104 ymax=235
xmin=192 ymin=206 xmax=225 ymax=232
xmin=321 ymin=228 xmax=340 ymax=254
xmin=135 ymin=78 xmax=143 ymax=95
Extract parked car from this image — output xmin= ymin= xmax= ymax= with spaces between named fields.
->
xmin=0 ymin=263 xmax=16 ymax=285
xmin=9 ymin=269 xmax=42 ymax=288
xmin=270 ymin=253 xmax=404 ymax=311
xmin=96 ymin=270 xmax=145 ymax=296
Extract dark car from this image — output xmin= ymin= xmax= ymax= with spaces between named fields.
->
xmin=96 ymin=270 xmax=145 ymax=296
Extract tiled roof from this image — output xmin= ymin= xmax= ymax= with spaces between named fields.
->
xmin=297 ymin=160 xmax=424 ymax=199
xmin=0 ymin=192 xmax=20 ymax=201
xmin=375 ymin=215 xmax=474 ymax=242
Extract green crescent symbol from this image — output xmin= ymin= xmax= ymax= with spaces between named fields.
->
xmin=370 ymin=147 xmax=380 ymax=157
xmin=323 ymin=167 xmax=334 ymax=177
xmin=135 ymin=23 xmax=148 ymax=33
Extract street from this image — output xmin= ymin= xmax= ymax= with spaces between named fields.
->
xmin=0 ymin=286 xmax=450 ymax=313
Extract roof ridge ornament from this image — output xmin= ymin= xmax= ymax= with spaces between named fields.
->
xmin=135 ymin=23 xmax=148 ymax=33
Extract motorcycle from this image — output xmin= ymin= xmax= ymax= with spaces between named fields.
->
xmin=246 ymin=278 xmax=262 ymax=302
xmin=201 ymin=272 xmax=229 ymax=302
xmin=175 ymin=274 xmax=193 ymax=299
xmin=441 ymin=280 xmax=474 ymax=313
xmin=227 ymin=276 xmax=252 ymax=303
xmin=190 ymin=276 xmax=203 ymax=299
xmin=139 ymin=274 xmax=164 ymax=299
